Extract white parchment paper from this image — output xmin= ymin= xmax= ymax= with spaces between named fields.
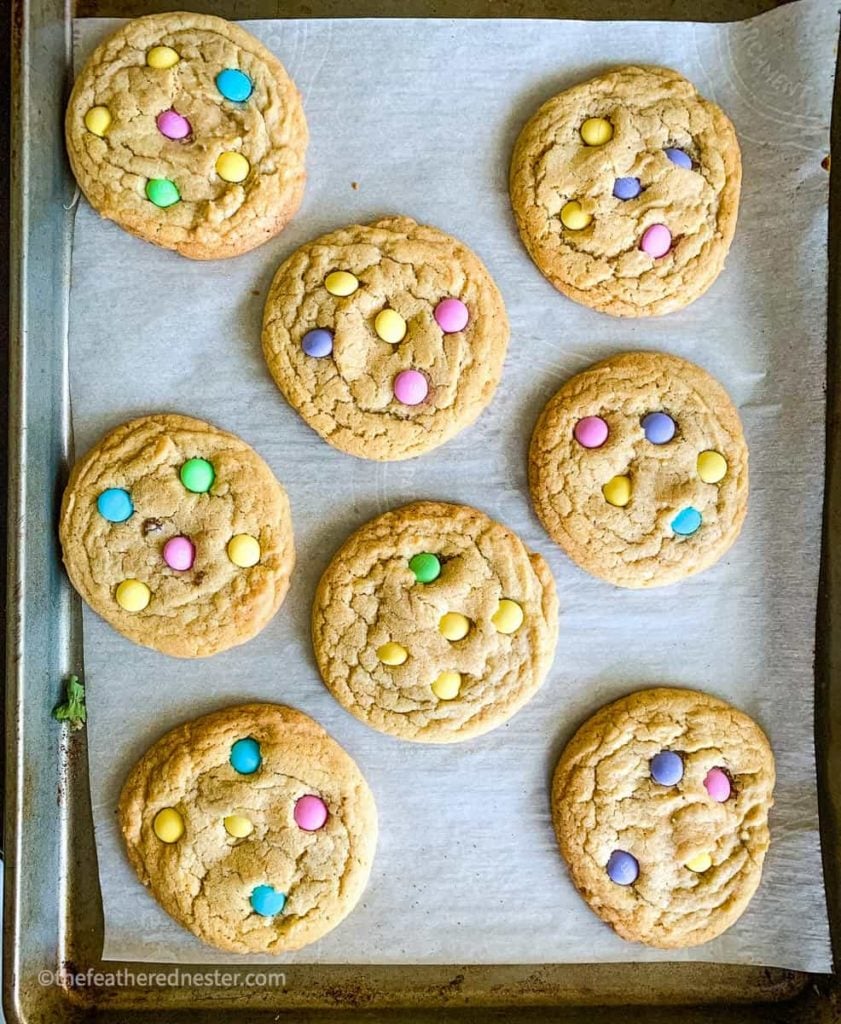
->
xmin=70 ymin=0 xmax=837 ymax=970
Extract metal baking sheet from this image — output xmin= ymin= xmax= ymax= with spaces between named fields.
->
xmin=66 ymin=1 xmax=837 ymax=971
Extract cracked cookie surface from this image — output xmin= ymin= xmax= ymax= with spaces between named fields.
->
xmin=60 ymin=413 xmax=294 ymax=658
xmin=510 ymin=65 xmax=741 ymax=316
xmin=262 ymin=216 xmax=510 ymax=461
xmin=119 ymin=703 xmax=377 ymax=954
xmin=312 ymin=501 xmax=559 ymax=742
xmin=66 ymin=12 xmax=308 ymax=259
xmin=552 ymin=688 xmax=774 ymax=948
xmin=529 ymin=351 xmax=748 ymax=589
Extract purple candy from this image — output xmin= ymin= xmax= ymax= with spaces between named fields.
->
xmin=302 ymin=328 xmax=333 ymax=358
xmin=650 ymin=750 xmax=684 ymax=786
xmin=613 ymin=176 xmax=642 ymax=201
xmin=665 ymin=147 xmax=693 ymax=169
xmin=156 ymin=109 xmax=191 ymax=140
xmin=642 ymin=412 xmax=676 ymax=444
xmin=434 ymin=297 xmax=469 ymax=333
xmin=607 ymin=850 xmax=639 ymax=886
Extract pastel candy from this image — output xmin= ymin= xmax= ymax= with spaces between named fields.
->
xmin=704 ymin=767 xmax=731 ymax=802
xmin=147 ymin=46 xmax=180 ymax=69
xmin=492 ymin=599 xmax=523 ymax=635
xmin=250 ymin=885 xmax=286 ymax=917
xmin=580 ymin=117 xmax=613 ymax=146
xmin=642 ymin=412 xmax=676 ymax=444
xmin=393 ymin=369 xmax=428 ymax=406
xmin=602 ymin=475 xmax=631 ymax=508
xmin=672 ymin=507 xmax=702 ymax=536
xmin=156 ymin=110 xmax=191 ymax=140
xmin=409 ymin=552 xmax=440 ymax=583
xmin=302 ymin=328 xmax=333 ymax=358
xmin=116 ymin=579 xmax=150 ymax=612
xmin=685 ymin=852 xmax=712 ymax=873
xmin=97 ymin=487 xmax=133 ymax=523
xmin=613 ymin=177 xmax=641 ymax=200
xmin=434 ymin=298 xmax=469 ymax=333
xmin=230 ymin=737 xmax=262 ymax=775
xmin=294 ymin=795 xmax=329 ymax=831
xmin=216 ymin=68 xmax=253 ymax=102
xmin=650 ymin=750 xmax=683 ymax=786
xmin=84 ymin=106 xmax=111 ymax=137
xmin=432 ymin=671 xmax=461 ymax=700
xmin=560 ymin=201 xmax=592 ymax=230
xmin=227 ymin=534 xmax=261 ymax=568
xmin=324 ymin=271 xmax=358 ymax=297
xmin=665 ymin=147 xmax=693 ymax=169
xmin=146 ymin=178 xmax=180 ymax=208
xmin=640 ymin=224 xmax=672 ymax=258
xmin=180 ymin=457 xmax=214 ymax=493
xmin=375 ymin=308 xmax=407 ymax=344
xmin=574 ymin=416 xmax=608 ymax=449
xmin=153 ymin=807 xmax=184 ymax=843
xmin=439 ymin=612 xmax=470 ymax=641
xmin=216 ymin=152 xmax=250 ymax=183
xmin=607 ymin=850 xmax=638 ymax=885
xmin=377 ymin=642 xmax=408 ymax=666
xmin=163 ymin=536 xmax=195 ymax=571
xmin=224 ymin=814 xmax=254 ymax=838
xmin=698 ymin=450 xmax=728 ymax=483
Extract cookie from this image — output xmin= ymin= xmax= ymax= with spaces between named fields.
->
xmin=529 ymin=351 xmax=748 ymax=588
xmin=59 ymin=413 xmax=294 ymax=657
xmin=551 ymin=688 xmax=774 ymax=948
xmin=510 ymin=65 xmax=741 ymax=316
xmin=262 ymin=216 xmax=509 ymax=461
xmin=119 ymin=703 xmax=377 ymax=954
xmin=312 ymin=501 xmax=558 ymax=742
xmin=66 ymin=12 xmax=308 ymax=259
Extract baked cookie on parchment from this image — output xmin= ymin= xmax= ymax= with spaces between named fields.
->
xmin=551 ymin=687 xmax=774 ymax=948
xmin=66 ymin=12 xmax=308 ymax=259
xmin=529 ymin=351 xmax=748 ymax=588
xmin=510 ymin=65 xmax=741 ymax=316
xmin=262 ymin=216 xmax=509 ymax=461
xmin=59 ymin=413 xmax=294 ymax=658
xmin=312 ymin=501 xmax=558 ymax=742
xmin=119 ymin=703 xmax=377 ymax=954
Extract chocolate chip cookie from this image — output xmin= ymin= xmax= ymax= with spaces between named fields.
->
xmin=60 ymin=413 xmax=294 ymax=657
xmin=119 ymin=703 xmax=377 ymax=954
xmin=529 ymin=351 xmax=748 ymax=588
xmin=262 ymin=216 xmax=510 ymax=461
xmin=510 ymin=65 xmax=741 ymax=316
xmin=312 ymin=501 xmax=559 ymax=742
xmin=66 ymin=12 xmax=308 ymax=259
xmin=552 ymin=688 xmax=774 ymax=948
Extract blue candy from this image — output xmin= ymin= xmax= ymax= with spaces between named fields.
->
xmin=642 ymin=412 xmax=676 ymax=445
xmin=650 ymin=750 xmax=684 ymax=786
xmin=665 ymin=147 xmax=692 ymax=170
xmin=672 ymin=507 xmax=703 ymax=536
xmin=302 ymin=328 xmax=334 ymax=358
xmin=96 ymin=487 xmax=134 ymax=523
xmin=607 ymin=850 xmax=639 ymax=885
xmin=250 ymin=885 xmax=287 ymax=917
xmin=216 ymin=68 xmax=253 ymax=102
xmin=230 ymin=737 xmax=262 ymax=775
xmin=613 ymin=176 xmax=642 ymax=201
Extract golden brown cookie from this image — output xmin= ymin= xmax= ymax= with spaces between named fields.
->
xmin=312 ymin=501 xmax=558 ymax=742
xmin=262 ymin=216 xmax=510 ymax=461
xmin=59 ymin=413 xmax=294 ymax=657
xmin=66 ymin=12 xmax=308 ymax=259
xmin=529 ymin=351 xmax=748 ymax=588
xmin=119 ymin=703 xmax=377 ymax=954
xmin=510 ymin=65 xmax=741 ymax=316
xmin=552 ymin=688 xmax=774 ymax=948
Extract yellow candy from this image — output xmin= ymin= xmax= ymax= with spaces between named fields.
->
xmin=603 ymin=475 xmax=632 ymax=507
xmin=685 ymin=852 xmax=712 ymax=873
xmin=224 ymin=814 xmax=254 ymax=838
xmin=216 ymin=151 xmax=250 ymax=184
xmin=325 ymin=271 xmax=359 ymax=297
xmin=580 ymin=117 xmax=614 ymax=146
xmin=84 ymin=106 xmax=111 ymax=137
xmin=377 ymin=642 xmax=408 ymax=666
xmin=374 ymin=308 xmax=407 ymax=344
xmin=697 ymin=450 xmax=728 ymax=484
xmin=153 ymin=807 xmax=184 ymax=843
xmin=116 ymin=579 xmax=150 ymax=612
xmin=439 ymin=612 xmax=470 ymax=641
xmin=147 ymin=46 xmax=180 ymax=69
xmin=560 ymin=201 xmax=592 ymax=231
xmin=432 ymin=671 xmax=461 ymax=700
xmin=492 ymin=599 xmax=523 ymax=635
xmin=227 ymin=534 xmax=261 ymax=568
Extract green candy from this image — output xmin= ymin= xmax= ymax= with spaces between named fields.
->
xmin=146 ymin=178 xmax=181 ymax=208
xmin=409 ymin=552 xmax=441 ymax=583
xmin=180 ymin=458 xmax=215 ymax=493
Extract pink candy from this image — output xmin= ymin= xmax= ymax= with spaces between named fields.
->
xmin=640 ymin=223 xmax=672 ymax=258
xmin=163 ymin=536 xmax=195 ymax=571
xmin=156 ymin=109 xmax=191 ymax=140
xmin=704 ymin=767 xmax=732 ymax=803
xmin=393 ymin=369 xmax=429 ymax=406
xmin=434 ymin=297 xmax=469 ymax=333
xmin=574 ymin=415 xmax=609 ymax=449
xmin=294 ymin=794 xmax=328 ymax=831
